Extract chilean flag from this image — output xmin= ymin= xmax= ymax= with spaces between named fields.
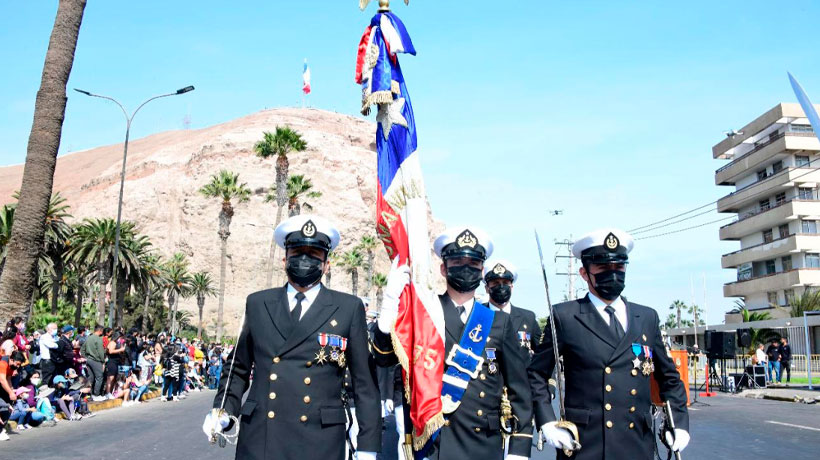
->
xmin=302 ymin=59 xmax=311 ymax=95
xmin=357 ymin=11 xmax=445 ymax=451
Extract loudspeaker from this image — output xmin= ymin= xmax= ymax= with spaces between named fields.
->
xmin=721 ymin=332 xmax=737 ymax=358
xmin=706 ymin=331 xmax=736 ymax=359
xmin=737 ymin=329 xmax=752 ymax=348
xmin=704 ymin=330 xmax=714 ymax=350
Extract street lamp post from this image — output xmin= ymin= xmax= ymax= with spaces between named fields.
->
xmin=74 ymin=86 xmax=195 ymax=327
xmin=803 ymin=310 xmax=820 ymax=390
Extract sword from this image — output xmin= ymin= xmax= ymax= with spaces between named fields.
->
xmin=788 ymin=72 xmax=820 ymax=144
xmin=535 ymin=230 xmax=581 ymax=456
xmin=663 ymin=401 xmax=682 ymax=460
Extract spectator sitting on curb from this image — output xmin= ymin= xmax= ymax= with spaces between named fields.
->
xmin=9 ymin=387 xmax=42 ymax=430
xmin=34 ymin=386 xmax=57 ymax=427
xmin=51 ymin=376 xmax=79 ymax=421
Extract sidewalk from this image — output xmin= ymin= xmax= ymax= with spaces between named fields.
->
xmin=734 ymin=384 xmax=820 ymax=404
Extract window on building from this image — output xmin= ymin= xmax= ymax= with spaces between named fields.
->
xmin=759 ymin=199 xmax=771 ymax=211
xmin=757 ymin=169 xmax=768 ymax=181
xmin=772 ymin=160 xmax=784 ymax=174
xmin=796 ymin=155 xmax=811 ymax=167
xmin=775 ymin=192 xmax=787 ymax=205
xmin=791 ymin=124 xmax=814 ymax=133
xmin=784 ymin=289 xmax=795 ymax=305
xmin=763 ymin=229 xmax=773 ymax=243
xmin=782 ymin=255 xmax=793 ymax=271
xmin=767 ymin=291 xmax=778 ymax=306
xmin=779 ymin=224 xmax=790 ymax=239
xmin=799 ymin=187 xmax=817 ymax=200
xmin=803 ymin=220 xmax=819 ymax=234
xmin=765 ymin=259 xmax=776 ymax=274
xmin=807 ymin=253 xmax=820 ymax=268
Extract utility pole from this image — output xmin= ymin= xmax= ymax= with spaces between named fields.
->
xmin=555 ymin=236 xmax=579 ymax=301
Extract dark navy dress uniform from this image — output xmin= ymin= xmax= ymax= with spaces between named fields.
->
xmin=507 ymin=305 xmax=541 ymax=360
xmin=372 ymin=293 xmax=533 ymax=460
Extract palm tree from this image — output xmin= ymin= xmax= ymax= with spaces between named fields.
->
xmin=0 ymin=203 xmax=15 ymax=281
xmin=266 ymin=174 xmax=322 ymax=217
xmin=164 ymin=254 xmax=193 ymax=335
xmin=669 ymin=300 xmax=686 ymax=329
xmin=136 ymin=253 xmax=166 ymax=332
xmin=67 ymin=218 xmax=138 ymax=325
xmin=661 ymin=313 xmax=678 ymax=330
xmin=41 ymin=192 xmax=72 ymax=315
xmin=340 ymin=249 xmax=364 ymax=296
xmin=190 ymin=271 xmax=217 ymax=340
xmin=324 ymin=251 xmax=339 ymax=288
xmin=686 ymin=303 xmax=705 ymax=327
xmin=740 ymin=308 xmax=775 ymax=354
xmin=784 ymin=289 xmax=820 ymax=317
xmin=358 ymin=235 xmax=378 ymax=299
xmin=0 ymin=0 xmax=88 ymax=320
xmin=200 ymin=170 xmax=251 ymax=342
xmin=254 ymin=127 xmax=308 ymax=288
xmin=373 ymin=272 xmax=388 ymax=310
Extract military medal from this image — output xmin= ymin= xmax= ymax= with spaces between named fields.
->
xmin=337 ymin=337 xmax=348 ymax=368
xmin=641 ymin=345 xmax=653 ymax=376
xmin=518 ymin=331 xmax=531 ymax=349
xmin=631 ymin=343 xmax=642 ymax=369
xmin=316 ymin=334 xmax=330 ymax=365
xmin=486 ymin=348 xmax=498 ymax=375
xmin=328 ymin=335 xmax=341 ymax=362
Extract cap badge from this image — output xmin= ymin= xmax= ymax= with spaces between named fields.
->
xmin=492 ymin=263 xmax=507 ymax=275
xmin=456 ymin=229 xmax=478 ymax=249
xmin=604 ymin=232 xmax=620 ymax=251
xmin=302 ymin=220 xmax=317 ymax=238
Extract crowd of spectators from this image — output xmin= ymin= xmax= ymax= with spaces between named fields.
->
xmin=0 ymin=317 xmax=231 ymax=442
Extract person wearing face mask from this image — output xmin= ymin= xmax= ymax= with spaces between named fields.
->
xmin=371 ymin=226 xmax=533 ymax=460
xmin=204 ymin=214 xmax=381 ymax=460
xmin=483 ymin=260 xmax=541 ymax=359
xmin=39 ymin=323 xmax=59 ymax=386
xmin=528 ymin=229 xmax=690 ymax=460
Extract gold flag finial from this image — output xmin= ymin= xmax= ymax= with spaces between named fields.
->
xmin=359 ymin=0 xmax=408 ymax=11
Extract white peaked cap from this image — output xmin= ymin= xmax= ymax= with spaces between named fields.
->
xmin=274 ymin=214 xmax=341 ymax=251
xmin=483 ymin=259 xmax=518 ymax=282
xmin=571 ymin=228 xmax=634 ymax=259
xmin=433 ymin=226 xmax=494 ymax=260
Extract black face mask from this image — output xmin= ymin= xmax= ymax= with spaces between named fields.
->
xmin=446 ymin=265 xmax=483 ymax=293
xmin=286 ymin=254 xmax=325 ymax=288
xmin=591 ymin=269 xmax=626 ymax=300
xmin=488 ymin=284 xmax=512 ymax=305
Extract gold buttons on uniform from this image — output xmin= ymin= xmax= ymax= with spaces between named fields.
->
xmin=300 ymin=415 xmax=308 ymax=422
xmin=631 ymin=369 xmax=638 ymax=376
xmin=304 ymin=396 xmax=311 ymax=404
xmin=273 ymin=357 xmax=281 ymax=364
xmin=267 ymin=411 xmax=275 ymax=419
xmin=477 ymin=410 xmax=483 ymax=416
xmin=605 ymin=384 xmax=612 ymax=392
xmin=604 ymin=403 xmax=612 ymax=411
xmin=480 ymin=374 xmax=486 ymax=380
xmin=304 ymin=377 xmax=311 ymax=385
xmin=306 ymin=361 xmax=313 ymax=368
xmin=630 ymin=389 xmax=637 ymax=395
xmin=629 ymin=406 xmax=636 ymax=413
xmin=479 ymin=392 xmax=485 ymax=398
xmin=605 ymin=367 xmax=612 ymax=374
xmin=269 ymin=392 xmax=276 ymax=400
xmin=270 ymin=373 xmax=277 ymax=381
xmin=444 ymin=420 xmax=451 ymax=426
xmin=606 ymin=421 xmax=613 ymax=428
xmin=474 ymin=427 xmax=481 ymax=432
xmin=629 ymin=422 xmax=635 ymax=429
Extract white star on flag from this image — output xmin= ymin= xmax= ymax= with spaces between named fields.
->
xmin=376 ymin=97 xmax=408 ymax=140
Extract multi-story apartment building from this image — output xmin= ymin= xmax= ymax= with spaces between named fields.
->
xmin=716 ymin=103 xmax=820 ymax=315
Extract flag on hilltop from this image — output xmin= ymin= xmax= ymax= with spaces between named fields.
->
xmin=356 ymin=9 xmax=445 ymax=451
xmin=302 ymin=59 xmax=311 ymax=95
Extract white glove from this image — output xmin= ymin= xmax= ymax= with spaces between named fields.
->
xmin=664 ymin=428 xmax=690 ymax=452
xmin=384 ymin=398 xmax=394 ymax=414
xmin=202 ymin=410 xmax=230 ymax=440
xmin=540 ymin=422 xmax=574 ymax=451
xmin=505 ymin=455 xmax=529 ymax=460
xmin=355 ymin=452 xmax=378 ymax=460
xmin=378 ymin=259 xmax=410 ymax=333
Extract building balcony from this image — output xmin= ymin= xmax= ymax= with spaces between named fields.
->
xmin=721 ymin=233 xmax=820 ymax=268
xmin=719 ymin=199 xmax=820 ymax=240
xmin=714 ymin=132 xmax=819 ymax=186
xmin=723 ymin=268 xmax=820 ymax=297
xmin=716 ymin=167 xmax=820 ymax=213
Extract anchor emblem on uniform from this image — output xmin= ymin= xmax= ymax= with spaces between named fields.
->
xmin=302 ymin=220 xmax=316 ymax=237
xmin=468 ymin=324 xmax=484 ymax=343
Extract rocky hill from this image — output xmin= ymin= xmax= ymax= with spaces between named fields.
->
xmin=0 ymin=108 xmax=441 ymax=337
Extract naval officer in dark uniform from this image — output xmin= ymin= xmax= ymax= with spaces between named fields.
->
xmin=483 ymin=260 xmax=542 ymax=359
xmin=528 ymin=229 xmax=690 ymax=460
xmin=203 ymin=215 xmax=381 ymax=460
xmin=372 ymin=227 xmax=533 ymax=460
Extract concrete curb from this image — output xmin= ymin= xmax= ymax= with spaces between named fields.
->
xmin=743 ymin=392 xmax=818 ymax=404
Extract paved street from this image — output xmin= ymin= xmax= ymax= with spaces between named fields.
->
xmin=2 ymin=390 xmax=819 ymax=459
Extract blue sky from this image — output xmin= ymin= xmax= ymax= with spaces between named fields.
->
xmin=3 ymin=1 xmax=820 ymax=324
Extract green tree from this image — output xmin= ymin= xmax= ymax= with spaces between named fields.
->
xmin=373 ymin=272 xmax=388 ymax=310
xmin=784 ymin=289 xmax=820 ymax=317
xmin=686 ymin=303 xmax=706 ymax=327
xmin=254 ymin=127 xmax=308 ymax=288
xmin=358 ymin=235 xmax=378 ymax=299
xmin=164 ymin=253 xmax=193 ymax=335
xmin=340 ymin=249 xmax=364 ymax=296
xmin=0 ymin=0 xmax=88 ymax=320
xmin=324 ymin=251 xmax=340 ymax=288
xmin=190 ymin=271 xmax=217 ymax=340
xmin=662 ymin=313 xmax=678 ymax=330
xmin=136 ymin=252 xmax=167 ymax=333
xmin=41 ymin=192 xmax=72 ymax=316
xmin=200 ymin=170 xmax=251 ymax=341
xmin=740 ymin=307 xmax=776 ymax=354
xmin=266 ymin=174 xmax=322 ymax=217
xmin=669 ymin=300 xmax=686 ymax=329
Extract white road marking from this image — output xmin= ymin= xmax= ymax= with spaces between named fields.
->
xmin=766 ymin=420 xmax=820 ymax=432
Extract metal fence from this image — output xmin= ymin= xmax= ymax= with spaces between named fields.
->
xmin=692 ymin=354 xmax=820 ymax=378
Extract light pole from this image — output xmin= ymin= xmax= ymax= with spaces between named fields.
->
xmin=74 ymin=86 xmax=195 ymax=327
xmin=803 ymin=310 xmax=820 ymax=390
